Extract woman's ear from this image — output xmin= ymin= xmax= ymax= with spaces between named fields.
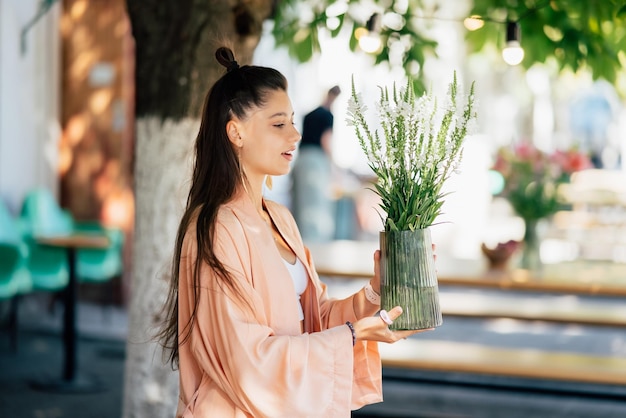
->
xmin=226 ymin=120 xmax=243 ymax=147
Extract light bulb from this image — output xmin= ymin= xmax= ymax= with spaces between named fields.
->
xmin=359 ymin=33 xmax=382 ymax=53
xmin=464 ymin=15 xmax=484 ymax=31
xmin=502 ymin=41 xmax=524 ymax=65
xmin=358 ymin=13 xmax=382 ymax=54
xmin=502 ymin=21 xmax=524 ymax=65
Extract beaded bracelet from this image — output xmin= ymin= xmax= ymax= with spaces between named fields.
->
xmin=364 ymin=282 xmax=381 ymax=305
xmin=345 ymin=321 xmax=356 ymax=346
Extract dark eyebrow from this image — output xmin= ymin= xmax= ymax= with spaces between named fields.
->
xmin=269 ymin=111 xmax=294 ymax=118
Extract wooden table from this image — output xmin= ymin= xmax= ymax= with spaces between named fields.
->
xmin=379 ymin=338 xmax=626 ymax=386
xmin=307 ymin=240 xmax=626 ymax=297
xmin=31 ymin=234 xmax=110 ymax=393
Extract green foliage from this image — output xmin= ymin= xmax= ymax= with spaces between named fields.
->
xmin=347 ymin=73 xmax=477 ymax=232
xmin=271 ymin=0 xmax=625 ymax=95
xmin=272 ymin=0 xmax=438 ymax=94
xmin=467 ymin=0 xmax=626 ymax=86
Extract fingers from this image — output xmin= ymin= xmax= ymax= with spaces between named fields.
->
xmin=354 ymin=310 xmax=434 ymax=344
xmin=373 ymin=249 xmax=381 ymax=262
xmin=385 ymin=306 xmax=403 ymax=321
xmin=371 ymin=250 xmax=381 ymax=292
xmin=379 ymin=310 xmax=393 ymax=325
xmin=377 ymin=306 xmax=403 ymax=327
xmin=381 ymin=307 xmax=434 ymax=343
xmin=373 ymin=250 xmax=381 ymax=279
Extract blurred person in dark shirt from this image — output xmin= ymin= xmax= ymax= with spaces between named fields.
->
xmin=291 ymin=85 xmax=341 ymax=242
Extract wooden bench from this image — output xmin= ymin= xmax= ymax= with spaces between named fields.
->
xmin=379 ymin=339 xmax=626 ymax=386
xmin=439 ymin=291 xmax=626 ymax=327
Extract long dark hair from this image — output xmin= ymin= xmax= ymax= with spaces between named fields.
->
xmin=158 ymin=47 xmax=288 ymax=368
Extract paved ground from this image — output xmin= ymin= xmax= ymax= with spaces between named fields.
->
xmin=0 ymin=296 xmax=127 ymax=418
xmin=1 ymin=288 xmax=626 ymax=418
xmin=0 ymin=329 xmax=125 ymax=418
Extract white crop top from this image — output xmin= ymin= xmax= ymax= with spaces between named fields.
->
xmin=282 ymin=257 xmax=308 ymax=320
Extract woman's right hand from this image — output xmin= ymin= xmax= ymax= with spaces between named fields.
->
xmin=352 ymin=306 xmax=433 ymax=344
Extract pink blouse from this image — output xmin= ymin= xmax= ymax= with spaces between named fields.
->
xmin=176 ymin=190 xmax=382 ymax=417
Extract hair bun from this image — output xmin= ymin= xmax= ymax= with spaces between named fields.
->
xmin=216 ymin=47 xmax=239 ymax=72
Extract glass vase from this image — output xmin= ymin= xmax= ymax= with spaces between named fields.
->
xmin=379 ymin=229 xmax=443 ymax=330
xmin=520 ymin=219 xmax=542 ymax=272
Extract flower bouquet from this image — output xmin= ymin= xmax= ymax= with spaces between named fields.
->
xmin=492 ymin=143 xmax=593 ymax=221
xmin=491 ymin=142 xmax=593 ymax=269
xmin=347 ymin=72 xmax=477 ymax=330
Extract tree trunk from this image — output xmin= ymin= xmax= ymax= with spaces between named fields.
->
xmin=125 ymin=0 xmax=273 ymax=119
xmin=122 ymin=117 xmax=197 ymax=417
xmin=122 ymin=0 xmax=273 ymax=416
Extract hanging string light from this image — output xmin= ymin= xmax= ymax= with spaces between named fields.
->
xmin=352 ymin=1 xmax=549 ymax=65
xmin=464 ymin=15 xmax=485 ymax=31
xmin=356 ymin=13 xmax=382 ymax=54
xmin=502 ymin=21 xmax=525 ymax=66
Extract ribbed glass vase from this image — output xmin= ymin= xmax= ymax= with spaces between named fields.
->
xmin=379 ymin=229 xmax=443 ymax=330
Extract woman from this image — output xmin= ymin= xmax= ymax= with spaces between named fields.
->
xmin=159 ymin=46 xmax=432 ymax=417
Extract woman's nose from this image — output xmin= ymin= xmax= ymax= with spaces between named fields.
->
xmin=292 ymin=126 xmax=302 ymax=143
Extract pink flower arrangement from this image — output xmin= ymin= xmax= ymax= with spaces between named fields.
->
xmin=551 ymin=148 xmax=596 ymax=174
xmin=492 ymin=142 xmax=593 ymax=221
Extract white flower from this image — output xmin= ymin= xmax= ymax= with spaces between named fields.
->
xmin=349 ymin=72 xmax=477 ymax=231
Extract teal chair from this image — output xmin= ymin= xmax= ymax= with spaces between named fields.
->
xmin=0 ymin=198 xmax=33 ymax=351
xmin=0 ymin=199 xmax=32 ymax=295
xmin=19 ymin=188 xmax=71 ymax=291
xmin=19 ymin=188 xmax=124 ymax=288
xmin=74 ymin=221 xmax=124 ymax=284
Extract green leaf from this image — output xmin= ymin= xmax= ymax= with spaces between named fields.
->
xmin=348 ymin=23 xmax=358 ymax=51
xmin=294 ymin=36 xmax=313 ymax=62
